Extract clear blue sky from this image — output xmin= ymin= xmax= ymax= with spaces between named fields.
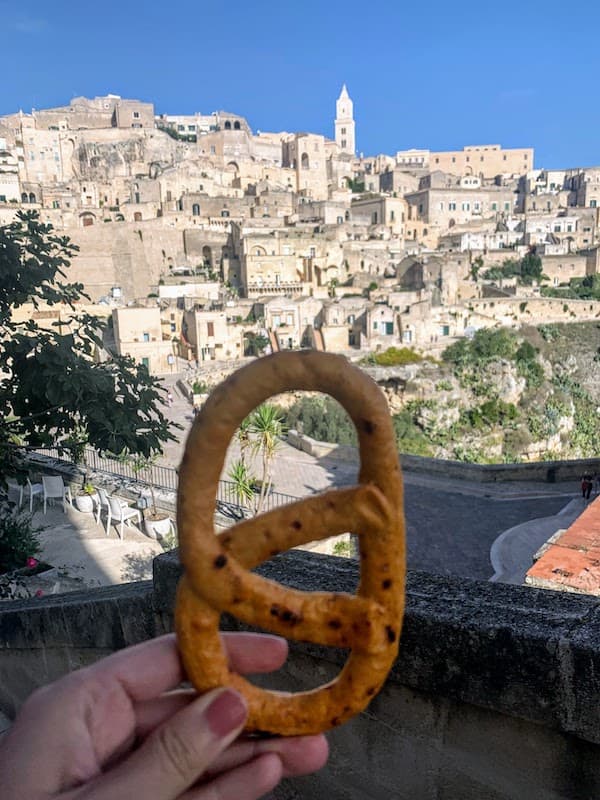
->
xmin=2 ymin=0 xmax=599 ymax=169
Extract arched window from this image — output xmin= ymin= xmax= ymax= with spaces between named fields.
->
xmin=301 ymin=153 xmax=309 ymax=169
xmin=21 ymin=192 xmax=28 ymax=203
xmin=134 ymin=211 xmax=142 ymax=222
xmin=192 ymin=204 xmax=200 ymax=216
xmin=233 ymin=121 xmax=241 ymax=130
xmin=29 ymin=192 xmax=36 ymax=203
xmin=221 ymin=209 xmax=230 ymax=218
xmin=224 ymin=121 xmax=231 ymax=130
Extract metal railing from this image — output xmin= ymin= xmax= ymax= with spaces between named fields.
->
xmin=32 ymin=447 xmax=298 ymax=515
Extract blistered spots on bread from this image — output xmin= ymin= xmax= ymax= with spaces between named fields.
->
xmin=361 ymin=418 xmax=376 ymax=435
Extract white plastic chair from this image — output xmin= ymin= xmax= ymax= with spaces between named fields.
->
xmin=41 ymin=475 xmax=72 ymax=514
xmin=95 ymin=487 xmax=128 ymax=527
xmin=5 ymin=478 xmax=24 ymax=507
xmin=26 ymin=477 xmax=44 ymax=512
xmin=106 ymin=495 xmax=141 ymax=540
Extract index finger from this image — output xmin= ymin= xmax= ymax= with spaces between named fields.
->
xmin=86 ymin=633 xmax=288 ymax=703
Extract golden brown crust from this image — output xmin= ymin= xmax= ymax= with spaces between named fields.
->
xmin=175 ymin=351 xmax=406 ymax=736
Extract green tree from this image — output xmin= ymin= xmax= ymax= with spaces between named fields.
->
xmin=0 ymin=211 xmax=178 ymax=488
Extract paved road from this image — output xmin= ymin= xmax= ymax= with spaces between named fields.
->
xmin=159 ymin=374 xmax=581 ymax=583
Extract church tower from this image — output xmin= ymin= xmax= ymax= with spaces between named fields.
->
xmin=335 ymin=84 xmax=355 ymax=155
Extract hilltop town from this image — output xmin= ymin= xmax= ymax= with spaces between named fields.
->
xmin=1 ymin=88 xmax=600 ymax=371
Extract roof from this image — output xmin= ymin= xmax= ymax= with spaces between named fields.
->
xmin=526 ymin=496 xmax=600 ymax=596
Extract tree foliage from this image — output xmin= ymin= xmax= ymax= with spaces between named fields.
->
xmin=282 ymin=396 xmax=357 ymax=446
xmin=482 ymin=252 xmax=545 ymax=286
xmin=0 ymin=211 xmax=178 ymax=481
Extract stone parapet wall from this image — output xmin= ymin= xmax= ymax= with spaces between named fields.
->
xmin=286 ymin=429 xmax=600 ymax=482
xmin=1 ymin=550 xmax=599 ymax=797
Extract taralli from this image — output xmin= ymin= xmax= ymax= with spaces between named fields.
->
xmin=175 ymin=351 xmax=406 ymax=736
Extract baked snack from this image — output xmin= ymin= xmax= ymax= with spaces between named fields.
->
xmin=175 ymin=351 xmax=406 ymax=735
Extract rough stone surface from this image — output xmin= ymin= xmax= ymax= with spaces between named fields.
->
xmin=1 ymin=549 xmax=599 ymax=798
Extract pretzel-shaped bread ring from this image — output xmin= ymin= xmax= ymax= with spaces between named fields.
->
xmin=175 ymin=351 xmax=406 ymax=736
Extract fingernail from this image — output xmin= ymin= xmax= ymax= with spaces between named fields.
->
xmin=205 ymin=689 xmax=247 ymax=738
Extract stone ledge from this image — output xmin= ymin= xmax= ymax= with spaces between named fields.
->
xmin=154 ymin=548 xmax=600 ymax=744
xmin=2 ymin=549 xmax=599 ymax=748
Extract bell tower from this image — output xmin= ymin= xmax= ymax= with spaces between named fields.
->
xmin=335 ymin=84 xmax=355 ymax=155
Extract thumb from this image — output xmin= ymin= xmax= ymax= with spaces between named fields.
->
xmin=90 ymin=688 xmax=248 ymax=800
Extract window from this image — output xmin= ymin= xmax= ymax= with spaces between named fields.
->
xmin=591 ymin=200 xmax=597 ymax=208
xmin=207 ymin=322 xmax=214 ymax=337
xmin=462 ymin=202 xmax=470 ymax=211
xmin=449 ymin=202 xmax=457 ymax=211
xmin=390 ymin=210 xmax=395 ymax=221
xmin=273 ymin=315 xmax=281 ymax=327
xmin=143 ymin=333 xmax=150 ymax=342
xmin=341 ymin=127 xmax=346 ymax=135
xmin=372 ymin=211 xmax=378 ymax=224
xmin=439 ymin=202 xmax=444 ymax=211
xmin=178 ymin=125 xmax=185 ymax=131
xmin=373 ymin=321 xmax=378 ymax=330
xmin=310 ymin=247 xmax=316 ymax=257
xmin=188 ymin=125 xmax=196 ymax=131
xmin=504 ymin=202 xmax=510 ymax=211
xmin=133 ymin=111 xmax=140 ymax=119
xmin=341 ymin=139 xmax=346 ymax=148
xmin=452 ymin=157 xmax=456 ymax=163
xmin=491 ymin=202 xmax=497 ymax=211
xmin=286 ymin=314 xmax=293 ymax=325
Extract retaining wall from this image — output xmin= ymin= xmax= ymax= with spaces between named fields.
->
xmin=0 ymin=550 xmax=598 ymax=798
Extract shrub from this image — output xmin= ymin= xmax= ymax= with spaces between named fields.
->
xmin=282 ymin=396 xmax=357 ymax=445
xmin=361 ymin=347 xmax=423 ymax=367
xmin=0 ymin=507 xmax=41 ymax=574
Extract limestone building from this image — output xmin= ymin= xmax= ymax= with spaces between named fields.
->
xmin=334 ymin=85 xmax=355 ymax=155
xmin=396 ymin=144 xmax=534 ymax=179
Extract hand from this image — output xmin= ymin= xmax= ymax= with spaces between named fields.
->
xmin=0 ymin=633 xmax=328 ymax=799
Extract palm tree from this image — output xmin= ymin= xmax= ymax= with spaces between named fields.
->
xmin=249 ymin=403 xmax=285 ymax=514
xmin=227 ymin=460 xmax=255 ymax=511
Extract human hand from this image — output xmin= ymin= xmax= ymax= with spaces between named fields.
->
xmin=0 ymin=633 xmax=328 ymax=799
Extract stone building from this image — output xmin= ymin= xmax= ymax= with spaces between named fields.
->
xmin=113 ymin=99 xmax=155 ymax=129
xmin=112 ymin=306 xmax=174 ymax=374
xmin=181 ymin=307 xmax=246 ymax=362
xmin=396 ymin=144 xmax=534 ymax=179
xmin=282 ymin=133 xmax=329 ymax=199
xmin=0 ymin=140 xmax=19 ymax=203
